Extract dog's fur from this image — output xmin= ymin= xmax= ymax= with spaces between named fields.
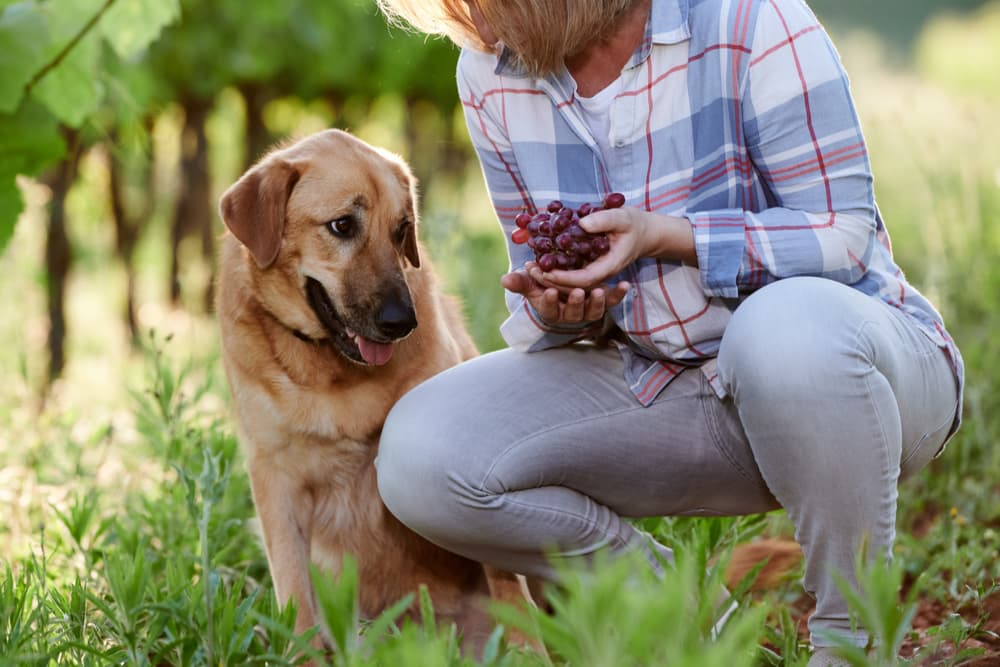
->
xmin=216 ymin=129 xmax=528 ymax=652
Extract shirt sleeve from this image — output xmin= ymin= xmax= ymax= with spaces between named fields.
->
xmin=456 ymin=51 xmax=604 ymax=351
xmin=689 ymin=0 xmax=879 ymax=299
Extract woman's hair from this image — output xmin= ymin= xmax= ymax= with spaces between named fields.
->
xmin=376 ymin=0 xmax=639 ymax=76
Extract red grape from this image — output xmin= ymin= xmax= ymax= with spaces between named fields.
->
xmin=509 ymin=193 xmax=625 ymax=272
xmin=538 ymin=253 xmax=557 ymax=272
xmin=592 ymin=235 xmax=611 ymax=255
xmin=604 ymin=192 xmax=626 ymax=209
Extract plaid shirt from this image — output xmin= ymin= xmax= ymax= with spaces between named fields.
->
xmin=457 ymin=0 xmax=963 ymax=407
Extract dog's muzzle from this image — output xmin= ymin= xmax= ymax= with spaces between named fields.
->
xmin=375 ymin=297 xmax=417 ymax=340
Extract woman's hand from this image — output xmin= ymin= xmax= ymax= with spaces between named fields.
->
xmin=501 ymin=267 xmax=629 ymax=326
xmin=531 ymin=207 xmax=697 ymax=291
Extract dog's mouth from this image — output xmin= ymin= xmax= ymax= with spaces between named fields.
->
xmin=304 ymin=277 xmax=395 ymax=366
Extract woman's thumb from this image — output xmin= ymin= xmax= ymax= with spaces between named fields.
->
xmin=579 ymin=208 xmax=626 ymax=234
xmin=501 ymin=270 xmax=530 ymax=293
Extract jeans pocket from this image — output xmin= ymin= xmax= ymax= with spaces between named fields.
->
xmin=701 ymin=383 xmax=759 ymax=484
xmin=899 ymin=413 xmax=955 ymax=480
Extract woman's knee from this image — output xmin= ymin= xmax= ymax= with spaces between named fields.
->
xmin=718 ymin=277 xmax=872 ymax=398
xmin=376 ymin=367 xmax=505 ymax=539
xmin=376 ymin=379 xmax=458 ymax=529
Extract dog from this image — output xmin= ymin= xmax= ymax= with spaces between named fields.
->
xmin=216 ymin=129 xmax=532 ymax=654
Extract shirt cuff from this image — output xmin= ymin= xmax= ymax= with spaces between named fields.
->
xmin=499 ymin=300 xmax=602 ymax=351
xmin=686 ymin=209 xmax=747 ymax=299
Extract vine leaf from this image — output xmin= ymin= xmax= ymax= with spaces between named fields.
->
xmin=0 ymin=101 xmax=64 ymax=253
xmin=0 ymin=4 xmax=49 ymax=113
xmin=31 ymin=27 xmax=103 ymax=127
xmin=100 ymin=0 xmax=179 ymax=60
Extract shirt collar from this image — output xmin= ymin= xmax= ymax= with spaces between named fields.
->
xmin=494 ymin=0 xmax=690 ymax=77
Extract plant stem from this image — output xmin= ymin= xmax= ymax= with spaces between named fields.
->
xmin=202 ymin=498 xmax=215 ymax=666
xmin=23 ymin=0 xmax=118 ymax=96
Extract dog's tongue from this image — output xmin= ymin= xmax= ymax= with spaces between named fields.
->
xmin=357 ymin=336 xmax=393 ymax=366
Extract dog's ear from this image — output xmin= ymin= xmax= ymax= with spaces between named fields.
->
xmin=219 ymin=159 xmax=300 ymax=269
xmin=389 ymin=159 xmax=421 ymax=268
xmin=402 ymin=218 xmax=420 ymax=268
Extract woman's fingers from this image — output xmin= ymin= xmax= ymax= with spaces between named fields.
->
xmin=562 ymin=288 xmax=587 ymax=322
xmin=507 ymin=264 xmax=630 ymax=326
xmin=541 ymin=255 xmax=617 ymax=288
xmin=500 ymin=271 xmax=523 ymax=293
xmin=536 ymin=287 xmax=562 ymax=322
xmin=582 ymin=288 xmax=606 ymax=322
xmin=525 ymin=262 xmax=549 ymax=288
xmin=578 ymin=208 xmax=629 ymax=235
xmin=605 ymin=281 xmax=630 ymax=307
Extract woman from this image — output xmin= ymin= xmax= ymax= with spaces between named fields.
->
xmin=374 ymin=0 xmax=963 ymax=663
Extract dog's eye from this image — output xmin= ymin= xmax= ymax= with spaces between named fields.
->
xmin=326 ymin=217 xmax=356 ymax=238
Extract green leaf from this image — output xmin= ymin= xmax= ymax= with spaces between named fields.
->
xmin=0 ymin=101 xmax=65 ymax=253
xmin=0 ymin=2 xmax=50 ymax=113
xmin=29 ymin=26 xmax=102 ymax=127
xmin=0 ymin=175 xmax=23 ymax=254
xmin=100 ymin=0 xmax=180 ymax=60
xmin=0 ymin=102 xmax=65 ymax=175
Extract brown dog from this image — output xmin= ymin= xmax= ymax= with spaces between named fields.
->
xmin=216 ymin=129 xmax=529 ymax=653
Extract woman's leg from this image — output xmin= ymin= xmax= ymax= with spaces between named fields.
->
xmin=717 ymin=277 xmax=959 ymax=648
xmin=376 ymin=343 xmax=778 ymax=581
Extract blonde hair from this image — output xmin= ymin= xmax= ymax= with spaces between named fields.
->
xmin=377 ymin=0 xmax=639 ymax=76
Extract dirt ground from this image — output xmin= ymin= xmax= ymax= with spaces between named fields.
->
xmin=780 ymin=590 xmax=1000 ymax=665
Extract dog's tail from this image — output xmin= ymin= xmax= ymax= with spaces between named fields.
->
xmin=724 ymin=539 xmax=803 ymax=592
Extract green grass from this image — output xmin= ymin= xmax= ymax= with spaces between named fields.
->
xmin=2 ymin=12 xmax=1000 ymax=666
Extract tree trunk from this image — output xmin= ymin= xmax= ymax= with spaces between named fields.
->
xmin=440 ymin=109 xmax=469 ymax=179
xmin=170 ymin=95 xmax=215 ymax=312
xmin=44 ymin=130 xmax=82 ymax=383
xmin=403 ymin=97 xmax=427 ymax=188
xmin=241 ymin=83 xmax=273 ymax=171
xmin=108 ymin=124 xmax=153 ymax=346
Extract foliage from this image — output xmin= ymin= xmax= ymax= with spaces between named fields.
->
xmin=0 ymin=337 xmax=772 ymax=666
xmin=0 ymin=0 xmax=464 ymax=257
xmin=808 ymin=0 xmax=992 ymax=53
xmin=0 ymin=0 xmax=179 ymax=251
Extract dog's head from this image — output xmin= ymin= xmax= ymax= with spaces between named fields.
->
xmin=219 ymin=129 xmax=422 ymax=367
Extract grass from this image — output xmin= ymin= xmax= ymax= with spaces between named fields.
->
xmin=2 ymin=12 xmax=1000 ymax=666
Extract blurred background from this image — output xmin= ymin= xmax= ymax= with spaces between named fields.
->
xmin=1 ymin=0 xmax=998 ymax=617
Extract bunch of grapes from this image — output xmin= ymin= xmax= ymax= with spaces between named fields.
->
xmin=510 ymin=192 xmax=625 ymax=272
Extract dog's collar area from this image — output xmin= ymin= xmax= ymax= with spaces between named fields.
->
xmin=292 ymin=328 xmax=318 ymax=344
xmin=260 ymin=306 xmax=324 ymax=345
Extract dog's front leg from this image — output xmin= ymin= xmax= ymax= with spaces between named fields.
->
xmin=248 ymin=456 xmax=329 ymax=649
xmin=483 ymin=566 xmax=549 ymax=655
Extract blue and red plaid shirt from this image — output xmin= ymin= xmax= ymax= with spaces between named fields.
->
xmin=458 ymin=0 xmax=963 ymax=408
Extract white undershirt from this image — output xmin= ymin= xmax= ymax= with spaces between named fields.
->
xmin=575 ymin=75 xmax=624 ymax=160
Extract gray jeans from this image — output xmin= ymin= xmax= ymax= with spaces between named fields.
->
xmin=376 ymin=277 xmax=959 ymax=646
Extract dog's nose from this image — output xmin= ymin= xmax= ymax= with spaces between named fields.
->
xmin=376 ymin=298 xmax=417 ymax=339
